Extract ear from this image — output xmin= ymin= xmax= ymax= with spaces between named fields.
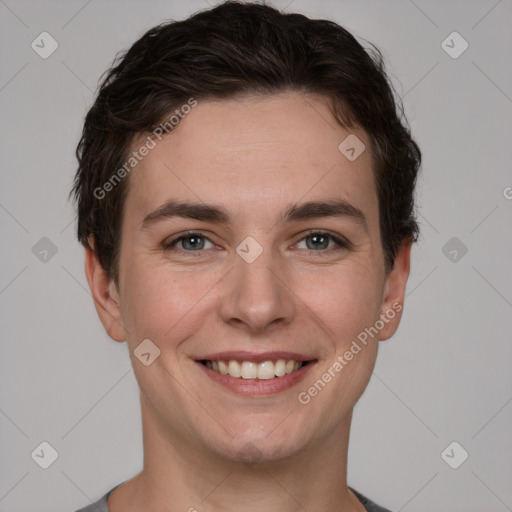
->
xmin=84 ymin=239 xmax=126 ymax=342
xmin=378 ymin=240 xmax=412 ymax=341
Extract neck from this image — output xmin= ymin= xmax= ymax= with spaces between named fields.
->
xmin=109 ymin=396 xmax=365 ymax=512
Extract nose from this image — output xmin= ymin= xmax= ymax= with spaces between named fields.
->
xmin=218 ymin=245 xmax=296 ymax=334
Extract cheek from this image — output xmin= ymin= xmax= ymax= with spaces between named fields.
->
xmin=302 ymin=264 xmax=383 ymax=350
xmin=119 ymin=260 xmax=219 ymax=346
xmin=292 ymin=268 xmax=381 ymax=431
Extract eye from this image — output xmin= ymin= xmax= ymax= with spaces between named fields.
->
xmin=163 ymin=232 xmax=216 ymax=252
xmin=295 ymin=230 xmax=350 ymax=253
xmin=163 ymin=230 xmax=350 ymax=256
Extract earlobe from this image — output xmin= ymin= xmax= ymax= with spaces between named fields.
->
xmin=378 ymin=241 xmax=412 ymax=341
xmin=84 ymin=241 xmax=126 ymax=342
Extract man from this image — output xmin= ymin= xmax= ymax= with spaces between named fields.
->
xmin=72 ymin=1 xmax=421 ymax=511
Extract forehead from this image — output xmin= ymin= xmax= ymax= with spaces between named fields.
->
xmin=124 ymin=92 xmax=378 ymax=227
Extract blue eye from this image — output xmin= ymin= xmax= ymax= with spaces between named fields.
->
xmin=164 ymin=232 xmax=215 ymax=252
xmin=295 ymin=231 xmax=350 ymax=253
xmin=163 ymin=230 xmax=350 ymax=255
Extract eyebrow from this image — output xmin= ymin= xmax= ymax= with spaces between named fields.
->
xmin=141 ymin=198 xmax=367 ymax=230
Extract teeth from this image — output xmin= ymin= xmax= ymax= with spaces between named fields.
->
xmin=241 ymin=361 xmax=258 ymax=379
xmin=228 ymin=360 xmax=241 ymax=378
xmin=275 ymin=359 xmax=286 ymax=377
xmin=257 ymin=361 xmax=275 ymax=380
xmin=218 ymin=360 xmax=229 ymax=375
xmin=205 ymin=359 xmax=305 ymax=379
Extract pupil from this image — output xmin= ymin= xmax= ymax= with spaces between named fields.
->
xmin=308 ymin=234 xmax=328 ymax=250
xmin=185 ymin=236 xmax=203 ymax=250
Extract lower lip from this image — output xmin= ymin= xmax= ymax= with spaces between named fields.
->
xmin=196 ymin=361 xmax=315 ymax=396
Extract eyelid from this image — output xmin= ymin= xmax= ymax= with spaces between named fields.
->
xmin=163 ymin=231 xmax=216 ymax=250
xmin=163 ymin=229 xmax=351 ymax=253
xmin=294 ymin=229 xmax=351 ymax=250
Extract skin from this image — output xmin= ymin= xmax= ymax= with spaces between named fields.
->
xmin=85 ymin=91 xmax=411 ymax=512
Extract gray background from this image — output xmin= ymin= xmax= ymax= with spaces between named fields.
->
xmin=1 ymin=1 xmax=511 ymax=511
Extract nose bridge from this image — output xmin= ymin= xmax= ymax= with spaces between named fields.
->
xmin=221 ymin=241 xmax=294 ymax=332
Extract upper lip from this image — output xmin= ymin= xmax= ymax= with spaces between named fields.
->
xmin=195 ymin=351 xmax=315 ymax=363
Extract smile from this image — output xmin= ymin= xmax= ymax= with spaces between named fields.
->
xmin=195 ymin=352 xmax=317 ymax=396
xmin=201 ymin=359 xmax=305 ymax=379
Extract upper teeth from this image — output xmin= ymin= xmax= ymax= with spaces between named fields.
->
xmin=204 ymin=359 xmax=304 ymax=379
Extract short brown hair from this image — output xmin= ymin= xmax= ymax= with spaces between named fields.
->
xmin=71 ymin=0 xmax=421 ymax=282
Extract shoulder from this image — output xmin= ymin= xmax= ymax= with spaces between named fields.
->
xmin=74 ymin=484 xmax=390 ymax=512
xmin=72 ymin=485 xmax=116 ymax=512
xmin=350 ymin=487 xmax=394 ymax=512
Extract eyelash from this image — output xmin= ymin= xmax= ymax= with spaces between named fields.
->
xmin=163 ymin=230 xmax=350 ymax=256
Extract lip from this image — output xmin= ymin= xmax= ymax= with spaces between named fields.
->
xmin=195 ymin=351 xmax=313 ymax=363
xmin=194 ymin=351 xmax=317 ymax=397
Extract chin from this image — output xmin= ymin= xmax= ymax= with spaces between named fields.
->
xmin=223 ymin=439 xmax=296 ymax=466
xmin=205 ymin=419 xmax=312 ymax=466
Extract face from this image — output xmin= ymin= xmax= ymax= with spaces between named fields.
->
xmin=87 ymin=92 xmax=410 ymax=463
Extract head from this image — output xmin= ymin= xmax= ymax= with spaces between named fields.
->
xmin=72 ymin=1 xmax=420 ymax=463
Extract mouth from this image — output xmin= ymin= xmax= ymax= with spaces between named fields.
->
xmin=200 ymin=358 xmax=310 ymax=379
xmin=194 ymin=352 xmax=317 ymax=396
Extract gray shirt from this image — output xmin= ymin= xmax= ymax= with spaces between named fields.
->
xmin=74 ymin=484 xmax=393 ymax=511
